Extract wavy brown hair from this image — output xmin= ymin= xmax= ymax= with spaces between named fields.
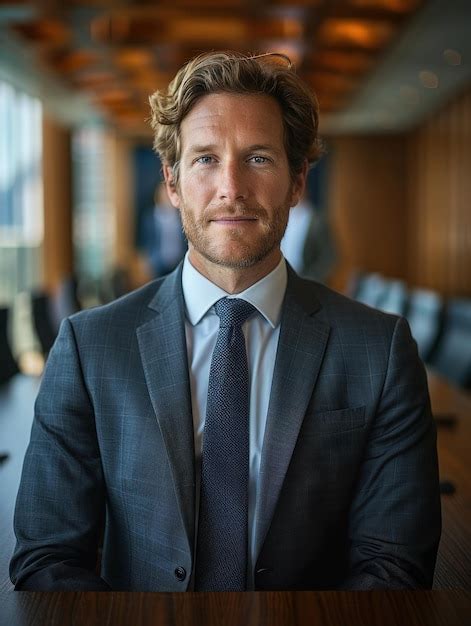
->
xmin=149 ymin=51 xmax=323 ymax=183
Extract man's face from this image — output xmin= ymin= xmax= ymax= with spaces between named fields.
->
xmin=164 ymin=93 xmax=306 ymax=272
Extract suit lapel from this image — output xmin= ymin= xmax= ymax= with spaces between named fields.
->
xmin=254 ymin=270 xmax=330 ymax=559
xmin=136 ymin=266 xmax=195 ymax=555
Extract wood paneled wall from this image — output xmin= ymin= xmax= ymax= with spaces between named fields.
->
xmin=407 ymin=87 xmax=471 ymax=297
xmin=327 ymin=86 xmax=471 ymax=298
xmin=327 ymin=135 xmax=408 ymax=293
xmin=106 ymin=133 xmax=133 ymax=272
xmin=42 ymin=116 xmax=73 ymax=293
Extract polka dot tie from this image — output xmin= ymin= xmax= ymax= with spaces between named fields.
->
xmin=194 ymin=297 xmax=256 ymax=591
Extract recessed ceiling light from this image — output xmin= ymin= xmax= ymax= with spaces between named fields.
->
xmin=443 ymin=49 xmax=462 ymax=66
xmin=419 ymin=70 xmax=439 ymax=89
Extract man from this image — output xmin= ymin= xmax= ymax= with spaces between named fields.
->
xmin=11 ymin=51 xmax=441 ymax=592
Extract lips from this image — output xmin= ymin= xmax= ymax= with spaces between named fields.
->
xmin=211 ymin=216 xmax=257 ymax=221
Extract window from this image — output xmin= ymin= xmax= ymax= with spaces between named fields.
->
xmin=72 ymin=126 xmax=114 ymax=281
xmin=0 ymin=80 xmax=43 ymax=304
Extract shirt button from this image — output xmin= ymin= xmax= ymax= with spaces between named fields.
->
xmin=174 ymin=566 xmax=186 ymax=581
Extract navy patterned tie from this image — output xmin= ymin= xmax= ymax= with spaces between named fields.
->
xmin=195 ymin=297 xmax=256 ymax=591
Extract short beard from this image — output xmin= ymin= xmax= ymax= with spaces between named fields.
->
xmin=179 ymin=200 xmax=290 ymax=269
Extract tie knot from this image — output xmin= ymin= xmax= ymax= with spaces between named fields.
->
xmin=215 ymin=298 xmax=256 ymax=327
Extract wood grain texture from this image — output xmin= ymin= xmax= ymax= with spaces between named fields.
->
xmin=427 ymin=371 xmax=471 ymax=589
xmin=407 ymin=87 xmax=471 ymax=297
xmin=42 ymin=117 xmax=73 ymax=294
xmin=327 ymin=135 xmax=408 ymax=293
xmin=326 ymin=86 xmax=471 ymax=298
xmin=0 ymin=590 xmax=470 ymax=626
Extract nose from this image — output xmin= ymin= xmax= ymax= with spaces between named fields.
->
xmin=217 ymin=160 xmax=248 ymax=202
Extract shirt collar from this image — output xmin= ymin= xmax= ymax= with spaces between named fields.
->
xmin=181 ymin=252 xmax=287 ymax=329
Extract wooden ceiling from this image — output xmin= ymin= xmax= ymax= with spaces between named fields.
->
xmin=1 ymin=0 xmax=427 ymax=135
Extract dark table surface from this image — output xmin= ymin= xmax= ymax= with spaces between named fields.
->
xmin=426 ymin=371 xmax=471 ymax=589
xmin=0 ymin=590 xmax=470 ymax=626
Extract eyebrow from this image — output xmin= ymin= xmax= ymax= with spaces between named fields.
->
xmin=187 ymin=145 xmax=217 ymax=155
xmin=186 ymin=144 xmax=282 ymax=155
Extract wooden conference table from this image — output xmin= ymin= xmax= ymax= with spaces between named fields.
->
xmin=0 ymin=372 xmax=470 ymax=625
xmin=0 ymin=589 xmax=470 ymax=626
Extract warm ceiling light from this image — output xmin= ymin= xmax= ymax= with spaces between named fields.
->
xmin=132 ymin=73 xmax=172 ymax=93
xmin=319 ymin=19 xmax=395 ymax=48
xmin=443 ymin=49 xmax=462 ymax=66
xmin=309 ymin=71 xmax=358 ymax=92
xmin=348 ymin=0 xmax=421 ymax=13
xmin=419 ymin=70 xmax=439 ymax=89
xmin=12 ymin=18 xmax=70 ymax=46
xmin=98 ymin=89 xmax=132 ymax=105
xmin=74 ymin=71 xmax=117 ymax=89
xmin=174 ymin=0 xmax=247 ymax=6
xmin=313 ymin=50 xmax=374 ymax=73
xmin=168 ymin=17 xmax=247 ymax=42
xmin=276 ymin=17 xmax=304 ymax=39
xmin=91 ymin=14 xmax=137 ymax=44
xmin=272 ymin=0 xmax=323 ymax=6
xmin=116 ymin=48 xmax=154 ymax=69
xmin=53 ymin=50 xmax=98 ymax=74
xmin=261 ymin=42 xmax=303 ymax=67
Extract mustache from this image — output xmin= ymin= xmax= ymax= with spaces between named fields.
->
xmin=204 ymin=204 xmax=268 ymax=221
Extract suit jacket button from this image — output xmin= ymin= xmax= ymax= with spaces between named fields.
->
xmin=174 ymin=566 xmax=186 ymax=581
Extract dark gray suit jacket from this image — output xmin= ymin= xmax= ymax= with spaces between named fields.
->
xmin=10 ymin=265 xmax=441 ymax=591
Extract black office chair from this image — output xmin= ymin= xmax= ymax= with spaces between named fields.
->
xmin=52 ymin=275 xmax=81 ymax=328
xmin=405 ymin=288 xmax=444 ymax=362
xmin=0 ymin=307 xmax=19 ymax=384
xmin=428 ymin=297 xmax=471 ymax=389
xmin=31 ymin=291 xmax=58 ymax=356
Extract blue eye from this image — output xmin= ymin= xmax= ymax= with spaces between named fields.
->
xmin=196 ymin=156 xmax=214 ymax=165
xmin=249 ymin=156 xmax=269 ymax=164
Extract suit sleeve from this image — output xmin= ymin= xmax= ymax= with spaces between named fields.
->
xmin=10 ymin=318 xmax=110 ymax=591
xmin=341 ymin=316 xmax=441 ymax=589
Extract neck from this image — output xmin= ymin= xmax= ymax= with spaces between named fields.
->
xmin=188 ymin=248 xmax=282 ymax=294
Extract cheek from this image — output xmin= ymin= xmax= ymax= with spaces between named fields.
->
xmin=179 ymin=171 xmax=212 ymax=203
xmin=259 ymin=172 xmax=293 ymax=200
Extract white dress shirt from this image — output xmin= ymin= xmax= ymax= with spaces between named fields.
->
xmin=181 ymin=252 xmax=287 ymax=585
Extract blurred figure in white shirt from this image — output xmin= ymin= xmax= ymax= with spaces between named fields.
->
xmin=281 ymin=191 xmax=336 ymax=283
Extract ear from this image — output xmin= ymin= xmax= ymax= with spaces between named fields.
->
xmin=289 ymin=159 xmax=308 ymax=207
xmin=162 ymin=163 xmax=181 ymax=209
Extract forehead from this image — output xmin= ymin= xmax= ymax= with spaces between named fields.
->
xmin=179 ymin=93 xmax=285 ymax=151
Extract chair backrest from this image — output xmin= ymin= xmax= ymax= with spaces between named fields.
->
xmin=405 ymin=288 xmax=444 ymax=362
xmin=428 ymin=297 xmax=471 ymax=389
xmin=52 ymin=276 xmax=81 ymax=328
xmin=31 ymin=292 xmax=58 ymax=355
xmin=0 ymin=307 xmax=19 ymax=384
xmin=377 ymin=280 xmax=408 ymax=316
xmin=354 ymin=273 xmax=388 ymax=309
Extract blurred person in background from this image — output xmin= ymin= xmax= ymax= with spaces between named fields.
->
xmin=281 ymin=189 xmax=336 ymax=283
xmin=141 ymin=182 xmax=187 ymax=278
